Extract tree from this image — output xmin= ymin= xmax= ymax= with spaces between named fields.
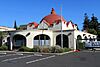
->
xmin=14 ymin=20 xmax=17 ymax=30
xmin=88 ymin=29 xmax=97 ymax=35
xmin=0 ymin=31 xmax=7 ymax=46
xmin=83 ymin=13 xmax=99 ymax=35
xmin=82 ymin=13 xmax=90 ymax=32
xmin=89 ymin=14 xmax=98 ymax=31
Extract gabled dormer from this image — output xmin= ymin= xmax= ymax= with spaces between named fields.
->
xmin=27 ymin=22 xmax=38 ymax=30
xmin=66 ymin=21 xmax=77 ymax=30
xmin=38 ymin=20 xmax=49 ymax=30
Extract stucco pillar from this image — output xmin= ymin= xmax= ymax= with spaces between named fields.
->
xmin=53 ymin=35 xmax=56 ymax=46
xmin=10 ymin=37 xmax=13 ymax=50
xmin=26 ymin=37 xmax=33 ymax=48
xmin=74 ymin=38 xmax=76 ymax=50
xmin=50 ymin=34 xmax=53 ymax=46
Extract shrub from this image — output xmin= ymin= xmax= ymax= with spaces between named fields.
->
xmin=18 ymin=45 xmax=72 ymax=53
xmin=63 ymin=48 xmax=72 ymax=52
xmin=0 ymin=45 xmax=8 ymax=50
xmin=55 ymin=48 xmax=63 ymax=53
xmin=18 ymin=46 xmax=31 ymax=52
xmin=50 ymin=46 xmax=57 ymax=53
xmin=41 ymin=47 xmax=50 ymax=53
xmin=29 ymin=48 xmax=34 ymax=52
xmin=50 ymin=46 xmax=63 ymax=53
xmin=33 ymin=46 xmax=41 ymax=52
xmin=77 ymin=42 xmax=85 ymax=50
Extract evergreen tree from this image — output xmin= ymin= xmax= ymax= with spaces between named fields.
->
xmin=89 ymin=14 xmax=98 ymax=31
xmin=82 ymin=13 xmax=90 ymax=32
xmin=88 ymin=29 xmax=97 ymax=35
xmin=82 ymin=13 xmax=99 ymax=35
xmin=14 ymin=20 xmax=17 ymax=30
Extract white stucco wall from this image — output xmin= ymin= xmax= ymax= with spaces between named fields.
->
xmin=62 ymin=21 xmax=67 ymax=30
xmin=10 ymin=30 xmax=53 ymax=48
xmin=10 ymin=30 xmax=33 ymax=48
xmin=9 ymin=28 xmax=97 ymax=50
xmin=74 ymin=30 xmax=97 ymax=39
xmin=0 ymin=26 xmax=16 ymax=31
xmin=38 ymin=22 xmax=49 ymax=29
xmin=67 ymin=23 xmax=73 ymax=30
xmin=53 ymin=30 xmax=75 ymax=49
xmin=73 ymin=30 xmax=97 ymax=50
xmin=49 ymin=22 xmax=61 ymax=30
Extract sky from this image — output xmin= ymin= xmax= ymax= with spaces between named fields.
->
xmin=0 ymin=0 xmax=100 ymax=30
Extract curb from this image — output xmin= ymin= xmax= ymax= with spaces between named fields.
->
xmin=0 ymin=50 xmax=75 ymax=55
xmin=16 ymin=51 xmax=74 ymax=56
xmin=57 ymin=51 xmax=74 ymax=55
xmin=0 ymin=51 xmax=15 ymax=52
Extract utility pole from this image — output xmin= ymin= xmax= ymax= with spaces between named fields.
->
xmin=60 ymin=6 xmax=63 ymax=48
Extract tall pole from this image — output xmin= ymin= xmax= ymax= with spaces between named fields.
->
xmin=42 ymin=21 xmax=44 ymax=46
xmin=60 ymin=6 xmax=63 ymax=48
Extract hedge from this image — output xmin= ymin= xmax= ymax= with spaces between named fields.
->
xmin=18 ymin=46 xmax=72 ymax=53
xmin=0 ymin=45 xmax=8 ymax=50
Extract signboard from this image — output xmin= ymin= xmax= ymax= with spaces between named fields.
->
xmin=85 ymin=41 xmax=100 ymax=48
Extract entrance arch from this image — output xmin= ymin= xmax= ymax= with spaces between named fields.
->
xmin=7 ymin=37 xmax=10 ymax=50
xmin=56 ymin=34 xmax=69 ymax=48
xmin=34 ymin=34 xmax=50 ymax=46
xmin=13 ymin=34 xmax=26 ymax=49
xmin=77 ymin=35 xmax=82 ymax=40
xmin=76 ymin=35 xmax=82 ymax=49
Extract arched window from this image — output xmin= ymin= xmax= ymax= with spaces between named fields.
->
xmin=56 ymin=34 xmax=69 ymax=48
xmin=13 ymin=34 xmax=26 ymax=48
xmin=34 ymin=34 xmax=50 ymax=46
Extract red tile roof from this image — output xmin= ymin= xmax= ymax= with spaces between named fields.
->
xmin=28 ymin=22 xmax=38 ymax=28
xmin=66 ymin=21 xmax=74 ymax=28
xmin=40 ymin=8 xmax=66 ymax=26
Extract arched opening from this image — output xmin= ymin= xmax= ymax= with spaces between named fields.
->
xmin=34 ymin=34 xmax=50 ymax=46
xmin=56 ymin=34 xmax=69 ymax=48
xmin=13 ymin=34 xmax=26 ymax=49
xmin=77 ymin=35 xmax=82 ymax=40
xmin=7 ymin=37 xmax=10 ymax=50
xmin=89 ymin=37 xmax=92 ymax=41
xmin=0 ymin=37 xmax=2 ymax=47
xmin=93 ymin=36 xmax=95 ymax=41
xmin=76 ymin=35 xmax=82 ymax=49
xmin=97 ymin=35 xmax=100 ymax=41
xmin=84 ymin=36 xmax=88 ymax=41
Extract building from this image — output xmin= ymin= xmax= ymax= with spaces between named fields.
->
xmin=0 ymin=26 xmax=16 ymax=46
xmin=19 ymin=24 xmax=27 ymax=30
xmin=6 ymin=8 xmax=96 ymax=50
xmin=0 ymin=26 xmax=16 ymax=31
